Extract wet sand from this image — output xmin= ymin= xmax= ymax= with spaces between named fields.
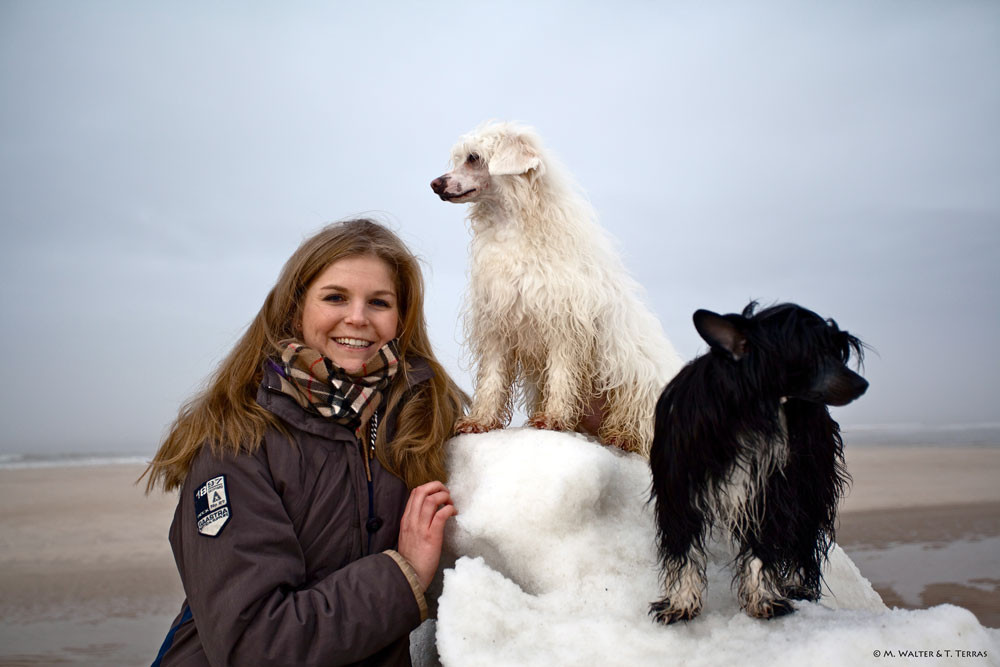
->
xmin=836 ymin=445 xmax=1000 ymax=629
xmin=0 ymin=445 xmax=997 ymax=665
xmin=0 ymin=464 xmax=183 ymax=666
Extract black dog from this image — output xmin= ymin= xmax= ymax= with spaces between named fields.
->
xmin=648 ymin=302 xmax=868 ymax=623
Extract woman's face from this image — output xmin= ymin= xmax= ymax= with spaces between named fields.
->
xmin=299 ymin=255 xmax=400 ymax=373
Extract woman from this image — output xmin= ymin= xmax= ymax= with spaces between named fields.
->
xmin=144 ymin=219 xmax=467 ymax=666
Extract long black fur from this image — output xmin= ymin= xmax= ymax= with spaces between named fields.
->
xmin=648 ymin=302 xmax=868 ymax=623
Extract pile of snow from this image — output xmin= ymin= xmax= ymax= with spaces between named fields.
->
xmin=425 ymin=428 xmax=998 ymax=666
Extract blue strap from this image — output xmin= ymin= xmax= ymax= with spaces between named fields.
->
xmin=366 ymin=476 xmax=376 ymax=555
xmin=151 ymin=605 xmax=193 ymax=667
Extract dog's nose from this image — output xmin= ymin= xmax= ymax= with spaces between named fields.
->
xmin=822 ymin=369 xmax=869 ymax=406
xmin=430 ymin=175 xmax=448 ymax=195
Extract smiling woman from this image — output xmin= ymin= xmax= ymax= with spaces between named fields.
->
xmin=141 ymin=218 xmax=468 ymax=667
xmin=299 ymin=255 xmax=401 ymax=374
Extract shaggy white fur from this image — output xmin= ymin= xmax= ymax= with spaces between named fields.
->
xmin=430 ymin=121 xmax=681 ymax=455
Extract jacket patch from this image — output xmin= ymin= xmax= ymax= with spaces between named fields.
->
xmin=194 ymin=475 xmax=231 ymax=537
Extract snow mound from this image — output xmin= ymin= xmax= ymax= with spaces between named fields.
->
xmin=433 ymin=428 xmax=998 ymax=666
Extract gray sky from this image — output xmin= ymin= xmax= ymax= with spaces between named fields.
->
xmin=1 ymin=1 xmax=998 ymax=455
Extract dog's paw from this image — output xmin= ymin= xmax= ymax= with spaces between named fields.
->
xmin=649 ymin=598 xmax=701 ymax=625
xmin=602 ymin=433 xmax=643 ymax=455
xmin=526 ymin=414 xmax=569 ymax=431
xmin=744 ymin=597 xmax=795 ymax=620
xmin=454 ymin=417 xmax=502 ymax=435
xmin=781 ymin=583 xmax=820 ymax=602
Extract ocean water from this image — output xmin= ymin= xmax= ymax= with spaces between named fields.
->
xmin=0 ymin=452 xmax=150 ymax=470
xmin=1 ymin=423 xmax=997 ymax=470
xmin=843 ymin=423 xmax=1000 ymax=447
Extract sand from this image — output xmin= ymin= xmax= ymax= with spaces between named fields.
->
xmin=0 ymin=465 xmax=182 ymax=666
xmin=839 ymin=445 xmax=1000 ymax=512
xmin=0 ymin=445 xmax=997 ymax=665
xmin=836 ymin=445 xmax=1000 ymax=629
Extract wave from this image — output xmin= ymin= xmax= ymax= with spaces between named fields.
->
xmin=0 ymin=452 xmax=151 ymax=470
xmin=2 ymin=421 xmax=997 ymax=468
xmin=843 ymin=422 xmax=1000 ymax=446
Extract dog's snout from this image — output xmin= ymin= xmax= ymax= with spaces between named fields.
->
xmin=818 ymin=368 xmax=869 ymax=407
xmin=430 ymin=175 xmax=449 ymax=195
xmin=850 ymin=373 xmax=869 ymax=398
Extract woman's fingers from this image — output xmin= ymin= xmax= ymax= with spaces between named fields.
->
xmin=418 ymin=491 xmax=453 ymax=522
xmin=397 ymin=481 xmax=457 ymax=591
xmin=405 ymin=483 xmax=454 ymax=526
xmin=402 ymin=481 xmax=447 ymax=520
xmin=430 ymin=502 xmax=457 ymax=531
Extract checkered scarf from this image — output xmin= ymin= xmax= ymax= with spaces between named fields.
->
xmin=269 ymin=339 xmax=401 ymax=437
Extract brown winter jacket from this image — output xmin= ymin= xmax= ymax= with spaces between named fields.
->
xmin=157 ymin=358 xmax=434 ymax=667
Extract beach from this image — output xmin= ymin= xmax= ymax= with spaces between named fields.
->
xmin=0 ymin=465 xmax=182 ymax=666
xmin=0 ymin=445 xmax=997 ymax=666
xmin=836 ymin=446 xmax=1000 ymax=629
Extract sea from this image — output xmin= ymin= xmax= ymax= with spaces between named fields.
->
xmin=841 ymin=422 xmax=1000 ymax=447
xmin=1 ymin=423 xmax=998 ymax=470
xmin=0 ymin=452 xmax=151 ymax=470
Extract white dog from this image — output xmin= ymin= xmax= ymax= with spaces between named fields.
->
xmin=431 ymin=121 xmax=681 ymax=456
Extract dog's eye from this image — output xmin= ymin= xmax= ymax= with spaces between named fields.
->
xmin=467 ymin=153 xmax=480 ymax=164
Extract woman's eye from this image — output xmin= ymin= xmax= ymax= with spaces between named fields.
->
xmin=323 ymin=294 xmax=345 ymax=303
xmin=371 ymin=299 xmax=391 ymax=308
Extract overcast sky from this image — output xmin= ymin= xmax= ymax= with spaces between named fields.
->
xmin=1 ymin=1 xmax=998 ymax=455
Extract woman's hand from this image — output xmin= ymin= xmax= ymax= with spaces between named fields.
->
xmin=397 ymin=481 xmax=457 ymax=591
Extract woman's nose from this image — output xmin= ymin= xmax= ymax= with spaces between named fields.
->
xmin=344 ymin=303 xmax=368 ymax=325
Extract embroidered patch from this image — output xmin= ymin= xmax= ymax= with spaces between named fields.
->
xmin=194 ymin=475 xmax=231 ymax=537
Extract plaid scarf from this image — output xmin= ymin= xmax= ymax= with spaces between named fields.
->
xmin=269 ymin=339 xmax=401 ymax=438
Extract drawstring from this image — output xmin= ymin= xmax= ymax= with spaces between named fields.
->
xmin=363 ymin=411 xmax=383 ymax=554
xmin=360 ymin=410 xmax=379 ymax=482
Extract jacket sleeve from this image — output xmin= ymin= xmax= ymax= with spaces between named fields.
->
xmin=170 ymin=447 xmax=424 ymax=667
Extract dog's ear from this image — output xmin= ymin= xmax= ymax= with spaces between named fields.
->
xmin=693 ymin=309 xmax=748 ymax=361
xmin=488 ymin=135 xmax=542 ymax=176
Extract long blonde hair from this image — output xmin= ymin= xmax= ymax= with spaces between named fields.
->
xmin=142 ymin=219 xmax=467 ymax=493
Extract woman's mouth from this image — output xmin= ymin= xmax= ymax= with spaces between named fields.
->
xmin=333 ymin=337 xmax=373 ymax=349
